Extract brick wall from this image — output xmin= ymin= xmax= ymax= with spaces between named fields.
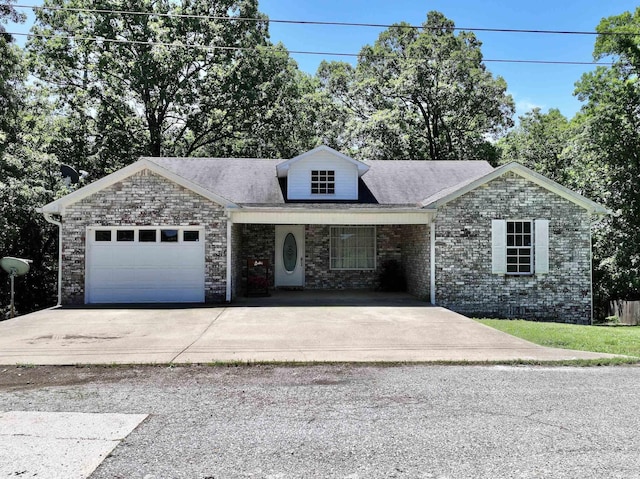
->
xmin=61 ymin=169 xmax=227 ymax=304
xmin=237 ymin=224 xmax=276 ymax=294
xmin=230 ymin=222 xmax=242 ymax=299
xmin=434 ymin=172 xmax=593 ymax=324
xmin=304 ymin=224 xmax=405 ymax=290
xmin=401 ymin=224 xmax=430 ymax=300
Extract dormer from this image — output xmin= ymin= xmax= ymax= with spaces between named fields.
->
xmin=276 ymin=145 xmax=369 ymax=201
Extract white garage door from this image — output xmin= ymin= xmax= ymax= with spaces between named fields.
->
xmin=86 ymin=226 xmax=205 ymax=303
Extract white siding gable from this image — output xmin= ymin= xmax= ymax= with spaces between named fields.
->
xmin=287 ymin=150 xmax=359 ymax=200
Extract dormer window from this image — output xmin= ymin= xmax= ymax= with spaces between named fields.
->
xmin=311 ymin=170 xmax=335 ymax=195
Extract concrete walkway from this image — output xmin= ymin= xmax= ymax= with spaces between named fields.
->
xmin=0 ymin=293 xmax=618 ymax=364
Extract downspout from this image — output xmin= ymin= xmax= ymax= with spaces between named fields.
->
xmin=225 ymin=212 xmax=233 ymax=303
xmin=430 ymin=217 xmax=436 ymax=305
xmin=42 ymin=212 xmax=62 ymax=307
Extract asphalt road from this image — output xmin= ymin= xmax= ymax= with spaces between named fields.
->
xmin=1 ymin=365 xmax=639 ymax=478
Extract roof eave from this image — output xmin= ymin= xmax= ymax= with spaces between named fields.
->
xmin=276 ymin=145 xmax=370 ymax=178
xmin=39 ymin=158 xmax=239 ymax=215
xmin=424 ymin=162 xmax=611 ymax=214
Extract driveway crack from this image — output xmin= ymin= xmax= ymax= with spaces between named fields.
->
xmin=170 ymin=308 xmax=227 ymax=363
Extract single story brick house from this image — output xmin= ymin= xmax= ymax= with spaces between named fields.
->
xmin=39 ymin=145 xmax=609 ymax=324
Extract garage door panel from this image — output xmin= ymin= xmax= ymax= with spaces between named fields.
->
xmin=86 ymin=227 xmax=206 ymax=304
xmin=89 ymin=286 xmax=203 ymax=304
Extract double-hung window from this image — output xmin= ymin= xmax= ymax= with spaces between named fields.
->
xmin=311 ymin=170 xmax=335 ymax=194
xmin=330 ymin=226 xmax=376 ymax=270
xmin=506 ymin=221 xmax=532 ymax=274
xmin=492 ymin=219 xmax=549 ymax=275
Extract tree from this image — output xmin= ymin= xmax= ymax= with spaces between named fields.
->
xmin=28 ymin=0 xmax=302 ymax=163
xmin=570 ymin=7 xmax=640 ymax=315
xmin=0 ymin=0 xmax=25 ymax=154
xmin=497 ymin=108 xmax=571 ymax=183
xmin=0 ymin=3 xmax=63 ymax=316
xmin=318 ymin=11 xmax=514 ymax=161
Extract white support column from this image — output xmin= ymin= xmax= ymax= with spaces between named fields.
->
xmin=226 ymin=215 xmax=233 ymax=303
xmin=430 ymin=221 xmax=436 ymax=305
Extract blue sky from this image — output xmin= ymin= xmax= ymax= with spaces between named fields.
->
xmin=7 ymin=0 xmax=639 ymax=120
xmin=259 ymin=0 xmax=638 ymax=119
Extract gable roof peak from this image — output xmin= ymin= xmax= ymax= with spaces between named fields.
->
xmin=276 ymin=145 xmax=370 ymax=178
xmin=422 ymin=160 xmax=610 ymax=214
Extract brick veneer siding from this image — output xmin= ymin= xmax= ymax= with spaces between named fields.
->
xmin=434 ymin=172 xmax=593 ymax=324
xmin=60 ymin=169 xmax=227 ymax=304
xmin=304 ymin=224 xmax=404 ymax=290
xmin=237 ymin=224 xmax=276 ymax=294
xmin=401 ymin=224 xmax=430 ymax=300
xmin=230 ymin=222 xmax=242 ymax=299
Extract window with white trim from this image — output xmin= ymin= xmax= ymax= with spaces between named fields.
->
xmin=330 ymin=226 xmax=376 ymax=270
xmin=506 ymin=220 xmax=533 ymax=274
xmin=311 ymin=170 xmax=335 ymax=194
xmin=492 ymin=219 xmax=549 ymax=275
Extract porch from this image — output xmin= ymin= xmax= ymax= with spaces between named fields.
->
xmin=228 ymin=221 xmax=432 ymax=302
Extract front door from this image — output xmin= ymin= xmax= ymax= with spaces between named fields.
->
xmin=275 ymin=225 xmax=305 ymax=287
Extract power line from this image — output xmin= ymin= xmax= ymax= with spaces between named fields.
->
xmin=7 ymin=30 xmax=616 ymax=66
xmin=7 ymin=31 xmax=615 ymax=66
xmin=11 ymin=3 xmax=640 ymax=37
xmin=6 ymin=32 xmax=613 ymax=66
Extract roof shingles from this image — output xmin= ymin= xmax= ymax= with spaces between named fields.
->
xmin=145 ymin=157 xmax=494 ymax=206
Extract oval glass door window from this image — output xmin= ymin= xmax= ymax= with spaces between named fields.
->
xmin=283 ymin=233 xmax=297 ymax=272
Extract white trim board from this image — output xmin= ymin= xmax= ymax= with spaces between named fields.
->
xmin=40 ymin=159 xmax=238 ymax=215
xmin=422 ymin=162 xmax=610 ymax=215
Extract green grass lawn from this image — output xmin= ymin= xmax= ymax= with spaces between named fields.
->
xmin=477 ymin=319 xmax=640 ymax=358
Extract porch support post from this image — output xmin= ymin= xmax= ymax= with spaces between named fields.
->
xmin=226 ymin=215 xmax=233 ymax=303
xmin=430 ymin=220 xmax=436 ymax=305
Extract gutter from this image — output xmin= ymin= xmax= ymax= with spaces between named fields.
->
xmin=40 ymin=210 xmax=62 ymax=306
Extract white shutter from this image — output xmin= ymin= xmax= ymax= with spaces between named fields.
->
xmin=535 ymin=219 xmax=549 ymax=274
xmin=491 ymin=219 xmax=506 ymax=274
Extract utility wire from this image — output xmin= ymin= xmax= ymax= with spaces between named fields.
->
xmin=7 ymin=31 xmax=615 ymax=66
xmin=11 ymin=3 xmax=640 ymax=37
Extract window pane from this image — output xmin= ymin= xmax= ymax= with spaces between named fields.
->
xmin=505 ymin=221 xmax=534 ymax=275
xmin=184 ymin=230 xmax=200 ymax=242
xmin=311 ymin=170 xmax=335 ymax=195
xmin=117 ymin=230 xmax=134 ymax=242
xmin=95 ymin=230 xmax=111 ymax=242
xmin=161 ymin=229 xmax=178 ymax=242
xmin=330 ymin=227 xmax=375 ymax=270
xmin=139 ymin=230 xmax=156 ymax=242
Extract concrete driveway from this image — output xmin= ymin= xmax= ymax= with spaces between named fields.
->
xmin=0 ymin=293 xmax=617 ymax=364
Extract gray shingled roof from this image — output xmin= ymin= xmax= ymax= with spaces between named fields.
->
xmin=146 ymin=157 xmax=494 ymax=205
xmin=362 ymin=160 xmax=493 ymax=204
xmin=147 ymin=158 xmax=283 ymax=204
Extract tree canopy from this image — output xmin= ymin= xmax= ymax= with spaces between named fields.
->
xmin=318 ymin=11 xmax=514 ymax=161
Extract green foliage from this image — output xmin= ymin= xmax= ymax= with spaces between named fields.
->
xmin=568 ymin=7 xmax=640 ymax=316
xmin=0 ymin=89 xmax=66 ymax=315
xmin=27 ymin=0 xmax=312 ymax=163
xmin=497 ymin=108 xmax=571 ymax=182
xmin=318 ymin=11 xmax=514 ymax=161
xmin=477 ymin=319 xmax=640 ymax=358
